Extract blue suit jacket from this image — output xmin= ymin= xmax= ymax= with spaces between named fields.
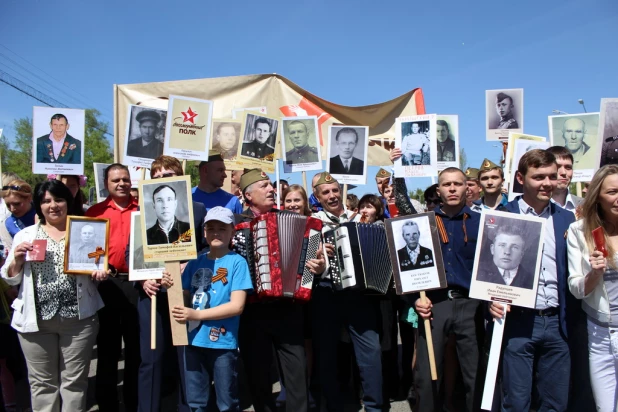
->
xmin=36 ymin=134 xmax=81 ymax=164
xmin=505 ymin=198 xmax=575 ymax=338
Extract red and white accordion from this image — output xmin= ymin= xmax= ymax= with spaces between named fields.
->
xmin=232 ymin=212 xmax=323 ymax=301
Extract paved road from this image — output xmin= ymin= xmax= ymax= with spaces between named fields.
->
xmin=85 ymin=345 xmax=414 ymax=412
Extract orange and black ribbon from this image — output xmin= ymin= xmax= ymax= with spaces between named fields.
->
xmin=435 ymin=213 xmax=469 ymax=245
xmin=88 ymin=246 xmax=105 ymax=264
xmin=213 ymin=268 xmax=228 ymax=285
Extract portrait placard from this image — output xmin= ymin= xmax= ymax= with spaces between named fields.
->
xmin=436 ymin=115 xmax=459 ymax=170
xmin=163 ymin=95 xmax=214 ymax=161
xmin=129 ymin=212 xmax=164 ymax=281
xmin=599 ymin=98 xmax=618 ymax=168
xmin=385 ymin=212 xmax=446 ymax=295
xmin=210 ymin=118 xmax=243 ymax=170
xmin=94 ymin=163 xmax=145 ymax=203
xmin=138 ymin=175 xmax=196 ymax=262
xmin=486 ymin=89 xmax=524 ymax=141
xmin=507 ymin=139 xmax=550 ymax=201
xmin=32 ymin=106 xmax=85 ymax=175
xmin=232 ymin=106 xmax=267 ymax=119
xmin=548 ymin=112 xmax=600 ymax=181
xmin=394 ymin=114 xmax=438 ymax=178
xmin=64 ymin=216 xmax=110 ymax=275
xmin=469 ymin=210 xmax=544 ymax=309
xmin=503 ymin=132 xmax=546 ymax=183
xmin=282 ymin=116 xmax=322 ymax=173
xmin=123 ymin=105 xmax=167 ymax=168
xmin=326 ymin=125 xmax=368 ymax=184
xmin=237 ymin=111 xmax=280 ymax=173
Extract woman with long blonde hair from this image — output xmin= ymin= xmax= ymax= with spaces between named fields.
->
xmin=567 ymin=164 xmax=618 ymax=411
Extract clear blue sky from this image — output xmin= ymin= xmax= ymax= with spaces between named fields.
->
xmin=1 ymin=0 xmax=617 ymax=195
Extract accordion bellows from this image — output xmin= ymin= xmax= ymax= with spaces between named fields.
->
xmin=232 ymin=212 xmax=323 ymax=301
xmin=325 ymin=222 xmax=393 ymax=294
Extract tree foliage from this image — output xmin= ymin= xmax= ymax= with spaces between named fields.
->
xmin=0 ymin=109 xmax=114 ymax=195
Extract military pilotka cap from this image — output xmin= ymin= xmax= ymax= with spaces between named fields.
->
xmin=313 ymin=172 xmax=338 ymax=188
xmin=198 ymin=150 xmax=224 ymax=168
xmin=376 ymin=168 xmax=392 ymax=179
xmin=479 ymin=158 xmax=500 ymax=172
xmin=465 ymin=168 xmax=480 ymax=180
xmin=240 ymin=168 xmax=269 ymax=192
xmin=135 ymin=110 xmax=161 ymax=124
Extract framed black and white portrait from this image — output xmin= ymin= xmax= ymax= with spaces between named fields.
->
xmin=486 ymin=89 xmax=524 ymax=141
xmin=326 ymin=125 xmax=368 ymax=184
xmin=138 ymin=175 xmax=196 ymax=262
xmin=64 ymin=216 xmax=110 ymax=275
xmin=549 ymin=112 xmax=600 ymax=181
xmin=282 ymin=116 xmax=322 ymax=173
xmin=237 ymin=111 xmax=280 ymax=173
xmin=436 ymin=115 xmax=460 ymax=170
xmin=32 ymin=106 xmax=85 ymax=175
xmin=124 ymin=105 xmax=167 ymax=168
xmin=469 ymin=210 xmax=544 ymax=308
xmin=129 ymin=211 xmax=164 ymax=281
xmin=394 ymin=114 xmax=438 ymax=178
xmin=599 ymin=98 xmax=618 ymax=168
xmin=385 ymin=212 xmax=446 ymax=295
xmin=210 ymin=118 xmax=242 ymax=167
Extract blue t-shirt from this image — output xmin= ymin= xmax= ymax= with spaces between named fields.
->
xmin=181 ymin=251 xmax=253 ymax=349
xmin=192 ymin=187 xmax=243 ymax=214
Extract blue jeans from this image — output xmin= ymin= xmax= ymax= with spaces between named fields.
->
xmin=184 ymin=346 xmax=239 ymax=412
xmin=501 ymin=311 xmax=570 ymax=412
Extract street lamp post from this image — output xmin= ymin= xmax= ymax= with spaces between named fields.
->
xmin=578 ymin=99 xmax=588 ymax=113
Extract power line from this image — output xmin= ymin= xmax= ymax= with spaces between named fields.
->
xmin=0 ymin=69 xmax=114 ymax=139
xmin=0 ymin=43 xmax=114 ymax=121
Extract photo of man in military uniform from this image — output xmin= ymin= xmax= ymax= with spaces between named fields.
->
xmin=436 ymin=119 xmax=456 ymax=162
xmin=284 ymin=119 xmax=319 ymax=165
xmin=241 ymin=116 xmax=276 ymax=159
xmin=36 ymin=113 xmax=81 ymax=164
xmin=397 ymin=220 xmax=434 ymax=272
xmin=126 ymin=109 xmax=165 ymax=160
xmin=494 ymin=92 xmax=519 ymax=129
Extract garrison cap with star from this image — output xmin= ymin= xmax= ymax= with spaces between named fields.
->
xmin=240 ymin=168 xmax=269 ymax=192
xmin=198 ymin=150 xmax=224 ymax=168
xmin=313 ymin=172 xmax=338 ymax=188
xmin=465 ymin=168 xmax=480 ymax=180
xmin=375 ymin=168 xmax=392 ymax=179
xmin=135 ymin=110 xmax=161 ymax=124
xmin=479 ymin=158 xmax=500 ymax=172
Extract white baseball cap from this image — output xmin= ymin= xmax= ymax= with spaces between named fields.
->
xmin=204 ymin=206 xmax=234 ymax=225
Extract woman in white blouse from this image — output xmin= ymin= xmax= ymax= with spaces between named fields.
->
xmin=0 ymin=180 xmax=108 ymax=412
xmin=567 ymin=164 xmax=618 ymax=412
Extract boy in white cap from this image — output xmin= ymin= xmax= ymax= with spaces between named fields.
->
xmin=168 ymin=206 xmax=253 ymax=411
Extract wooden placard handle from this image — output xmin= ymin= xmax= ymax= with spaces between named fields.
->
xmin=150 ymin=294 xmax=156 ymax=349
xmin=165 ymin=261 xmax=188 ymax=346
xmin=420 ymin=290 xmax=438 ymax=381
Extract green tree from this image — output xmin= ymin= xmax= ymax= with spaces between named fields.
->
xmin=408 ymin=187 xmax=424 ymax=203
xmin=0 ymin=109 xmax=113 ymax=193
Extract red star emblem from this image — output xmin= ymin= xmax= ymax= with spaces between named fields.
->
xmin=182 ymin=107 xmax=198 ymax=124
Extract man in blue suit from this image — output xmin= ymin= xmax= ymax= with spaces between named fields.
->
xmin=489 ymin=149 xmax=575 ymax=411
xmin=36 ymin=113 xmax=81 ymax=164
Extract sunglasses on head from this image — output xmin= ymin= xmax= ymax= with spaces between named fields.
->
xmin=2 ymin=185 xmax=23 ymax=191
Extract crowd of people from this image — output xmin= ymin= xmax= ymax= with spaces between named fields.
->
xmin=0 ymin=145 xmax=615 ymax=412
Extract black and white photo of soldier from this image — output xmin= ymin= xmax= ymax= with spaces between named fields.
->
xmin=436 ymin=119 xmax=456 ymax=162
xmin=397 ymin=220 xmax=435 ymax=272
xmin=401 ymin=121 xmax=430 ymax=165
xmin=284 ymin=119 xmax=319 ymax=165
xmin=212 ymin=121 xmax=241 ymax=160
xmin=126 ymin=107 xmax=166 ymax=160
xmin=241 ymin=115 xmax=277 ymax=160
xmin=476 ymin=219 xmax=538 ymax=290
xmin=144 ymin=184 xmax=191 ymax=245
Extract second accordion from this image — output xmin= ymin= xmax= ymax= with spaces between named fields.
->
xmin=324 ymin=222 xmax=393 ymax=294
xmin=232 ymin=212 xmax=323 ymax=301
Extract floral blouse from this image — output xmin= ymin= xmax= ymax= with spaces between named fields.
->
xmin=31 ymin=226 xmax=78 ymax=320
